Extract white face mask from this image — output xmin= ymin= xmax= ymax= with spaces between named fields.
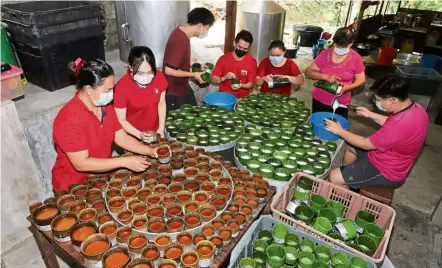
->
xmin=89 ymin=90 xmax=113 ymax=106
xmin=134 ymin=74 xmax=154 ymax=85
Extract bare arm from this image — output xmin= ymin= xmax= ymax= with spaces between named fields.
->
xmin=255 ymin=76 xmax=265 ymax=87
xmin=341 ymin=72 xmax=366 ymax=94
xmin=66 ymin=150 xmax=131 ymax=173
xmin=305 ymin=62 xmax=329 ymax=81
xmin=115 ymin=108 xmax=141 ymax=139
xmin=156 ymin=92 xmax=167 ymax=136
xmin=338 ymin=130 xmax=376 ymax=151
xmin=114 ymin=129 xmax=158 ymax=157
xmin=211 ymin=75 xmax=223 ymax=85
xmin=356 ymin=107 xmax=388 ymax=126
xmin=164 ymin=66 xmax=194 ymax=78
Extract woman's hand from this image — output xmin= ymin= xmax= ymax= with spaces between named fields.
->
xmin=140 ymin=132 xmax=156 ymax=143
xmin=148 ymin=147 xmax=159 ymax=158
xmin=263 ymin=74 xmax=273 ymax=83
xmin=123 ymin=155 xmax=150 ymax=172
xmin=324 ymin=119 xmax=344 ymax=135
xmin=356 ymin=107 xmax=374 ymax=119
xmin=156 ymin=128 xmax=165 ymax=138
xmin=324 ymin=74 xmax=341 ymax=83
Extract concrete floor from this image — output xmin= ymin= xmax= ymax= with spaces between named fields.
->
xmin=2 ymin=48 xmax=442 ymax=268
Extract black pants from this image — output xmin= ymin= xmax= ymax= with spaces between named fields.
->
xmin=166 ymin=90 xmax=197 ymax=113
xmin=312 ymin=98 xmax=349 ymax=119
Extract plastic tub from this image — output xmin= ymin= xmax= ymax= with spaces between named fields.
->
xmin=203 ymin=92 xmax=237 ymax=110
xmin=310 ymin=112 xmax=349 ymax=141
xmin=271 ymin=172 xmax=396 ymax=264
xmin=395 ymin=66 xmax=442 ymax=96
xmin=1 ymin=62 xmax=24 ymax=102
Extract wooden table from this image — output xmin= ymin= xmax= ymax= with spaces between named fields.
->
xmin=27 ymin=188 xmax=276 ymax=268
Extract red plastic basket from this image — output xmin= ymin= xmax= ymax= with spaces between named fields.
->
xmin=271 ymin=172 xmax=396 ymax=264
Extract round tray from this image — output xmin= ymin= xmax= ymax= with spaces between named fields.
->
xmin=235 ymin=98 xmax=309 ymax=130
xmin=165 ymin=129 xmax=241 ymax=153
xmin=103 ymin=156 xmax=235 ymax=241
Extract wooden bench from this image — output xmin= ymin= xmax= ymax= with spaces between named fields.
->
xmin=360 ymin=185 xmax=395 ymax=205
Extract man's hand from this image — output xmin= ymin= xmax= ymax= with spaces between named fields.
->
xmin=123 ymin=155 xmax=150 ymax=172
xmin=193 ymin=72 xmax=205 ymax=84
xmin=324 ymin=74 xmax=341 ymax=83
xmin=224 ymin=72 xmax=236 ymax=80
xmin=356 ymin=107 xmax=374 ymax=119
xmin=231 ymin=83 xmax=242 ymax=90
xmin=324 ymin=119 xmax=344 ymax=135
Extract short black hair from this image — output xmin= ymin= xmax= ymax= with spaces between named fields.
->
xmin=69 ymin=59 xmax=114 ymax=90
xmin=370 ymin=75 xmax=409 ymax=101
xmin=333 ymin=27 xmax=355 ymax=47
xmin=268 ymin=40 xmax=285 ymax=51
xmin=187 ymin=7 xmax=215 ymax=26
xmin=235 ymin=30 xmax=253 ymax=44
xmin=128 ymin=46 xmax=157 ymax=76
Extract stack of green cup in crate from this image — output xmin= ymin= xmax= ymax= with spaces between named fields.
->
xmin=239 ymin=220 xmax=371 ymax=268
xmin=283 ymin=177 xmax=385 ymax=257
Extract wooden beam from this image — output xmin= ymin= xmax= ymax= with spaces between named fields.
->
xmin=224 ymin=0 xmax=237 ymax=54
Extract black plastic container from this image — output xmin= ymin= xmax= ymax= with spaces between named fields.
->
xmin=1 ymin=1 xmax=100 ymax=27
xmin=293 ymin=25 xmax=324 ymax=47
xmin=13 ymin=35 xmax=105 ymax=91
xmin=395 ymin=66 xmax=442 ymax=96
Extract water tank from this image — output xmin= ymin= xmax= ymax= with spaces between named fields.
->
xmin=237 ymin=0 xmax=286 ymax=63
xmin=115 ymin=1 xmax=189 ymax=67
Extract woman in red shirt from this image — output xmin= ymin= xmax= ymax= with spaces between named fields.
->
xmin=114 ymin=46 xmax=168 ymax=143
xmin=256 ymin=40 xmax=304 ymax=95
xmin=52 ymin=59 xmax=159 ymax=192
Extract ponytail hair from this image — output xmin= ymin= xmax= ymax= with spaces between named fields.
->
xmin=68 ymin=58 xmax=114 ymax=89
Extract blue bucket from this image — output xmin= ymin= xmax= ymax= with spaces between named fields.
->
xmin=203 ymin=92 xmax=237 ymax=110
xmin=311 ymin=112 xmax=349 ymax=141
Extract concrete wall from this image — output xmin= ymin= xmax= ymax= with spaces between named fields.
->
xmin=1 ymin=101 xmax=46 ymax=254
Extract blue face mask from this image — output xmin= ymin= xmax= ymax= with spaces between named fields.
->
xmin=89 ymin=90 xmax=113 ymax=106
xmin=334 ymin=47 xmax=350 ymax=56
xmin=269 ymin=56 xmax=283 ymax=65
xmin=375 ymin=100 xmax=386 ymax=112
xmin=199 ymin=31 xmax=208 ymax=39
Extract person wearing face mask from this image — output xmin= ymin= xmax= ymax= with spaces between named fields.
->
xmin=255 ymin=40 xmax=304 ymax=95
xmin=163 ymin=7 xmax=215 ymax=111
xmin=51 ymin=59 xmax=159 ymax=192
xmin=211 ymin=30 xmax=257 ymax=99
xmin=305 ymin=27 xmax=366 ymax=118
xmin=114 ymin=46 xmax=168 ymax=142
xmin=324 ymin=75 xmax=428 ymax=190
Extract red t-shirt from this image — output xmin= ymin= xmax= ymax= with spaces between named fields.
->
xmin=52 ymin=93 xmax=122 ymax=191
xmin=257 ymin=57 xmax=301 ymax=95
xmin=368 ymin=103 xmax=429 ymax=182
xmin=114 ymin=70 xmax=168 ymax=132
xmin=212 ymin=52 xmax=257 ymax=99
xmin=163 ymin=27 xmax=191 ymax=97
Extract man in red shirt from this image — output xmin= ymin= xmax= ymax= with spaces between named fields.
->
xmin=211 ymin=30 xmax=257 ymax=99
xmin=256 ymin=40 xmax=304 ymax=95
xmin=325 ymin=75 xmax=429 ymax=190
xmin=163 ymin=7 xmax=215 ymax=111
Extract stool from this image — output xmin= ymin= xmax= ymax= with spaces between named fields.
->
xmin=360 ymin=185 xmax=395 ymax=205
